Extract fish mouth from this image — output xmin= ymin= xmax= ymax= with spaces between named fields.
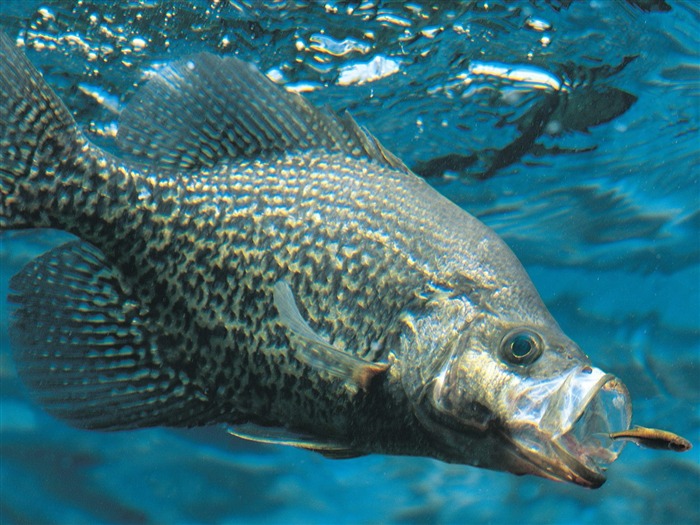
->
xmin=505 ymin=367 xmax=632 ymax=488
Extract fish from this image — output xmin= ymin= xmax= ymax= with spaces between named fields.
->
xmin=1 ymin=30 xmax=635 ymax=489
xmin=609 ymin=426 xmax=692 ymax=452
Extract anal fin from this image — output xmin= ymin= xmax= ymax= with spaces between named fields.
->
xmin=9 ymin=240 xmax=211 ymax=430
xmin=272 ymin=281 xmax=390 ymax=392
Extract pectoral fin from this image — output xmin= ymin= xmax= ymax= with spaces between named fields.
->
xmin=273 ymin=281 xmax=389 ymax=391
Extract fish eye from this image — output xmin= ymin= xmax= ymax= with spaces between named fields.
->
xmin=500 ymin=329 xmax=543 ymax=366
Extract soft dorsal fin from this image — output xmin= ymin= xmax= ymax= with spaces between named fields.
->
xmin=117 ymin=52 xmax=408 ymax=172
xmin=273 ymin=281 xmax=390 ymax=392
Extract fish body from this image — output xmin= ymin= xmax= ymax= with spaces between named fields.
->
xmin=610 ymin=426 xmax=692 ymax=452
xmin=1 ymin=33 xmax=633 ymax=488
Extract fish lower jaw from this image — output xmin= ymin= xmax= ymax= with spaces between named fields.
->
xmin=503 ymin=429 xmax=608 ymax=488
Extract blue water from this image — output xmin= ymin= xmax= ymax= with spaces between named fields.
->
xmin=1 ymin=1 xmax=698 ymax=523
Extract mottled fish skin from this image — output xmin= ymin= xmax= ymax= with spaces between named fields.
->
xmin=0 ymin=32 xmax=629 ymax=486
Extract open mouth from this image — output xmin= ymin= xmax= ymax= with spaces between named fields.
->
xmin=507 ymin=367 xmax=632 ymax=487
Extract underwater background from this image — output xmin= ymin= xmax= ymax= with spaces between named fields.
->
xmin=0 ymin=1 xmax=698 ymax=523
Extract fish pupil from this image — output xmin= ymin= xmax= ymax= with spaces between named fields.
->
xmin=511 ymin=335 xmax=533 ymax=358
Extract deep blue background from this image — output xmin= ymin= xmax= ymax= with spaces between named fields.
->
xmin=1 ymin=1 xmax=698 ymax=523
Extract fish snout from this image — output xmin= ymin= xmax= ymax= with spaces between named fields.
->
xmin=506 ymin=366 xmax=632 ymax=487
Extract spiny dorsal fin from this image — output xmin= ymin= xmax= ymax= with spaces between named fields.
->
xmin=273 ymin=281 xmax=389 ymax=392
xmin=117 ymin=52 xmax=408 ymax=172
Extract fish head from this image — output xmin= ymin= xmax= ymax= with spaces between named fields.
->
xmin=404 ymin=300 xmax=631 ymax=488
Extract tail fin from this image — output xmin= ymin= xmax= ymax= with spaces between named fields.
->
xmin=0 ymin=31 xmax=83 ymax=229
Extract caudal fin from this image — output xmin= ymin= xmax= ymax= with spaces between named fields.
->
xmin=0 ymin=31 xmax=83 ymax=229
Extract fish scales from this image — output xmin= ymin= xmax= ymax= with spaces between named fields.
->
xmin=5 ymin=32 xmax=675 ymax=487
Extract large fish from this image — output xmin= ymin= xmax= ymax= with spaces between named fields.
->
xmin=0 ymin=31 xmax=645 ymax=488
